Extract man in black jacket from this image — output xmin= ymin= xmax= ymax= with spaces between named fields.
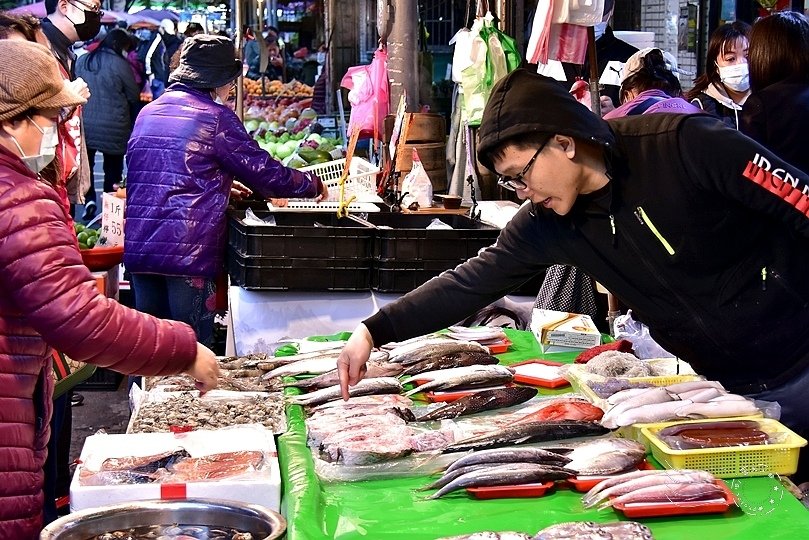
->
xmin=338 ymin=69 xmax=809 ymax=475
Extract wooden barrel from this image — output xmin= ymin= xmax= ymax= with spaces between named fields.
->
xmin=384 ymin=113 xmax=448 ymax=192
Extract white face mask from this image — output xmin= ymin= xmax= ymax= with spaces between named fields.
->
xmin=593 ymin=22 xmax=608 ymax=41
xmin=9 ymin=117 xmax=58 ymax=174
xmin=718 ymin=63 xmax=750 ymax=92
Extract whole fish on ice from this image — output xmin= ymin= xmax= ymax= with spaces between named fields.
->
xmin=289 ymin=377 xmax=402 ymax=407
xmin=388 ymin=338 xmax=489 ymax=365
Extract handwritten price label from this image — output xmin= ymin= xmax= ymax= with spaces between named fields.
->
xmin=99 ymin=193 xmax=124 ymax=247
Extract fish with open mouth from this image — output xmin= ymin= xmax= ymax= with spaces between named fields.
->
xmin=403 ymin=365 xmax=514 ymax=397
xmin=284 ymin=359 xmax=403 ymax=390
xmin=415 ymin=387 xmax=537 ymax=422
xmin=388 ymin=338 xmax=489 ymax=365
xmin=444 ymin=420 xmax=610 ymax=453
xmin=427 ymin=463 xmax=575 ymax=499
xmin=402 ymin=351 xmax=500 ymax=376
xmin=288 ymin=377 xmax=403 ymax=407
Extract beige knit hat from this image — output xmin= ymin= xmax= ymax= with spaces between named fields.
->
xmin=0 ymin=41 xmax=86 ymax=123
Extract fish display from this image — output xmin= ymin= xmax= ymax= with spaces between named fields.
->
xmin=557 ymin=438 xmax=646 ymax=476
xmin=427 ymin=463 xmax=575 ymax=499
xmin=403 ymin=365 xmax=514 ymax=397
xmin=514 ymin=398 xmax=604 ymax=423
xmin=284 ymin=360 xmax=404 ymax=390
xmin=532 ymin=521 xmax=654 ymax=540
xmin=170 ymin=451 xmax=266 ymax=482
xmin=263 ymin=350 xmax=390 ymax=380
xmin=582 ymin=469 xmax=716 ymax=509
xmin=101 ymin=449 xmax=190 ymax=474
xmin=388 ymin=338 xmax=489 ymax=365
xmin=445 ymin=447 xmax=571 ymax=473
xmin=129 ymin=392 xmax=286 ymax=434
xmin=402 ymin=351 xmax=500 ymax=377
xmin=415 ymin=387 xmax=538 ymax=422
xmin=87 ymin=524 xmax=260 ymax=540
xmin=289 ymin=377 xmax=403 ymax=407
xmin=309 ymin=393 xmax=413 ymax=412
xmin=600 ymin=382 xmax=760 ymax=429
xmin=439 ymin=533 xmax=531 ymax=540
xmin=445 ymin=325 xmax=508 ymax=343
xmin=445 ymin=420 xmax=610 ymax=453
xmin=600 ymin=481 xmax=726 ymax=509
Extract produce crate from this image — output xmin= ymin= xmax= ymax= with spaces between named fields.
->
xmin=228 ymin=210 xmax=374 ymax=259
xmin=367 ymin=213 xmax=500 ymax=261
xmin=641 ymin=417 xmax=807 ymax=478
xmin=299 ymin=157 xmax=379 ymax=201
xmin=228 ymin=248 xmax=372 ymax=291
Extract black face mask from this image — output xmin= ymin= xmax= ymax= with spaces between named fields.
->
xmin=69 ymin=9 xmax=102 ymax=42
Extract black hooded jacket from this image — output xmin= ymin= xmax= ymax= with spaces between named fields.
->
xmin=365 ymin=113 xmax=809 ymax=394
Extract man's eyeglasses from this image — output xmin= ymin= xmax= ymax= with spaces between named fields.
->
xmin=69 ymin=0 xmax=103 ymax=15
xmin=496 ymin=138 xmax=549 ymax=192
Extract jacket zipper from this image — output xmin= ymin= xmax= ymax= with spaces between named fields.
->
xmin=761 ymin=267 xmax=767 ymax=291
xmin=634 ymin=206 xmax=675 ymax=255
xmin=616 ymin=214 xmax=736 ymax=359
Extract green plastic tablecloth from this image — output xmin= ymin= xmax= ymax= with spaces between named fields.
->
xmin=278 ymin=330 xmax=809 ymax=539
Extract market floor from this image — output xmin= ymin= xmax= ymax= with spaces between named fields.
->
xmin=68 ymin=381 xmax=131 ymax=465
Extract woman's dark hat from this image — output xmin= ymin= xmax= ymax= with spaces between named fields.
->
xmin=169 ymin=34 xmax=242 ymax=89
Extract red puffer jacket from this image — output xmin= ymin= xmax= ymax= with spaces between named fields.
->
xmin=0 ymin=146 xmax=198 ymax=539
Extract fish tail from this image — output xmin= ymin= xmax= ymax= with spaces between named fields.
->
xmin=596 ymin=499 xmax=615 ymax=511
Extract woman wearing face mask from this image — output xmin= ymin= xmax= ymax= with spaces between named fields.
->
xmin=125 ymin=35 xmax=327 ymax=347
xmin=0 ymin=41 xmax=220 ymax=539
xmin=685 ymin=21 xmax=751 ymax=129
xmin=740 ymin=11 xmax=809 ymax=174
xmin=75 ymin=28 xmax=140 ymax=211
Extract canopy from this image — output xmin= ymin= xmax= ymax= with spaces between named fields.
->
xmin=8 ymin=1 xmax=118 ymax=24
xmin=132 ymin=9 xmax=180 ymax=23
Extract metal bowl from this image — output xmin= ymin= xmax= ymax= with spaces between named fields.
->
xmin=40 ymin=499 xmax=286 ymax=540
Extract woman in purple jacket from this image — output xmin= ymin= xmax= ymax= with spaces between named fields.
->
xmin=125 ymin=35 xmax=327 ymax=345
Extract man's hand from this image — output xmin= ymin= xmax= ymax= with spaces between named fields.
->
xmin=337 ymin=323 xmax=374 ymax=400
xmin=313 ymin=174 xmax=329 ymax=202
xmin=268 ymin=198 xmax=288 ymax=207
xmin=230 ymin=180 xmax=252 ymax=201
xmin=185 ymin=342 xmax=220 ymax=394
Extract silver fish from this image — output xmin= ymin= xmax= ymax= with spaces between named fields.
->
xmin=404 ymin=365 xmax=514 ymax=397
xmin=402 ymin=351 xmax=500 ymax=376
xmin=439 ymin=533 xmax=531 ymax=540
xmin=557 ymin=438 xmax=646 ymax=476
xmin=580 ymin=469 xmax=675 ymax=506
xmin=674 ymin=399 xmax=760 ymax=419
xmin=601 ymin=387 xmax=673 ymax=429
xmin=608 ymin=399 xmax=695 ymax=428
xmin=583 ymin=470 xmax=715 ymax=509
xmin=664 ymin=380 xmax=725 ymax=394
xmin=284 ymin=360 xmax=403 ymax=390
xmin=599 ymin=481 xmax=725 ymax=510
xmin=265 ymin=350 xmax=389 ymax=380
xmin=419 ymin=463 xmax=501 ymax=491
xmin=446 ymin=447 xmax=571 ymax=473
xmin=388 ymin=338 xmax=489 ymax=365
xmin=428 ymin=463 xmax=575 ymax=499
xmin=445 ymin=421 xmax=610 ymax=453
xmin=532 ymin=521 xmax=654 ymax=540
xmin=288 ymin=377 xmax=403 ymax=407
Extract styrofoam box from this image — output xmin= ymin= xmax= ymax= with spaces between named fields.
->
xmin=70 ymin=425 xmax=281 ymax=511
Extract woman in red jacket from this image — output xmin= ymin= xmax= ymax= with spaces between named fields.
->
xmin=0 ymin=41 xmax=220 ymax=539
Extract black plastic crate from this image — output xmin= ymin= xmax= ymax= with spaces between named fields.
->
xmin=228 ymin=210 xmax=374 ymax=259
xmin=74 ymin=367 xmax=124 ymax=391
xmin=372 ymin=259 xmax=547 ymax=295
xmin=367 ymin=213 xmax=500 ymax=261
xmin=228 ymin=249 xmax=372 ymax=291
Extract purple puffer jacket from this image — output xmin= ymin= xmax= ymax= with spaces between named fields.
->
xmin=124 ymin=84 xmax=320 ymax=278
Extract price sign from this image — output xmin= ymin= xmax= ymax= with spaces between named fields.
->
xmin=99 ymin=193 xmax=125 ymax=247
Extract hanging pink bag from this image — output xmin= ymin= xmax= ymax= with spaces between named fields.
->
xmin=341 ymin=48 xmax=390 ymax=140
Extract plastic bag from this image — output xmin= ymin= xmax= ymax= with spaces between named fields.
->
xmin=401 ymin=149 xmax=433 ymax=209
xmin=567 ymin=0 xmax=606 ymax=26
xmin=613 ymin=310 xmax=676 ymax=359
xmin=340 ymin=48 xmax=389 ymax=140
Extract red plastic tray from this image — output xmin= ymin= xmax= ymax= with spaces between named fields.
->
xmin=486 ymin=338 xmax=512 ymax=355
xmin=566 ymin=461 xmax=656 ymax=492
xmin=611 ymin=480 xmax=737 ymax=518
xmin=467 ymin=481 xmax=555 ymax=499
xmin=510 ymin=359 xmax=569 ymax=388
xmin=423 ymin=384 xmax=515 ymax=403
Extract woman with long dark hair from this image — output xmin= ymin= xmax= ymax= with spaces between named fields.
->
xmin=75 ymin=28 xmax=140 ymax=219
xmin=685 ymin=21 xmax=751 ymax=129
xmin=741 ymin=11 xmax=809 ymax=173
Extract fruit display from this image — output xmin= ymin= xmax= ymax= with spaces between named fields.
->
xmin=74 ymin=223 xmax=100 ymax=250
xmin=242 ymin=77 xmax=313 ymax=97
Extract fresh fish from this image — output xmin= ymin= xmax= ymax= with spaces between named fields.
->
xmin=664 ymin=380 xmax=725 ymax=394
xmin=100 ymin=449 xmax=190 ymax=473
xmin=581 ymin=469 xmax=675 ymax=505
xmin=419 ymin=463 xmax=505 ymax=491
xmin=428 ymin=463 xmax=575 ymax=499
xmin=709 ymin=394 xmax=750 ymax=402
xmin=402 ymin=351 xmax=500 ymax=376
xmin=285 ymin=359 xmax=404 ymax=389
xmin=388 ymin=338 xmax=489 ymax=365
xmin=416 ymin=387 xmax=537 ymax=422
xmin=404 ymin=365 xmax=514 ymax=397
xmin=598 ymin=481 xmax=726 ymax=510
xmin=446 ymin=325 xmax=508 ymax=342
xmin=288 ymin=377 xmax=403 ymax=407
xmin=264 ymin=350 xmax=389 ymax=380
xmin=601 ymin=387 xmax=673 ymax=429
xmin=532 ymin=521 xmax=654 ymax=540
xmin=440 ymin=533 xmax=531 ymax=540
xmin=583 ymin=470 xmax=716 ymax=508
xmin=446 ymin=447 xmax=571 ymax=473
xmin=676 ymin=387 xmax=724 ymax=402
xmin=445 ymin=420 xmax=610 ymax=453
xmin=607 ymin=399 xmax=694 ymax=428
xmin=607 ymin=387 xmax=656 ymax=406
xmin=675 ymin=399 xmax=760 ymax=419
xmin=310 ymin=394 xmax=412 ymax=412
xmin=516 ymin=399 xmax=604 ymax=423
xmin=561 ymin=438 xmax=646 ymax=476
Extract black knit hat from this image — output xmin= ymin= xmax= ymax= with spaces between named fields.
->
xmin=477 ymin=69 xmax=615 ymax=172
xmin=169 ymin=34 xmax=242 ymax=89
